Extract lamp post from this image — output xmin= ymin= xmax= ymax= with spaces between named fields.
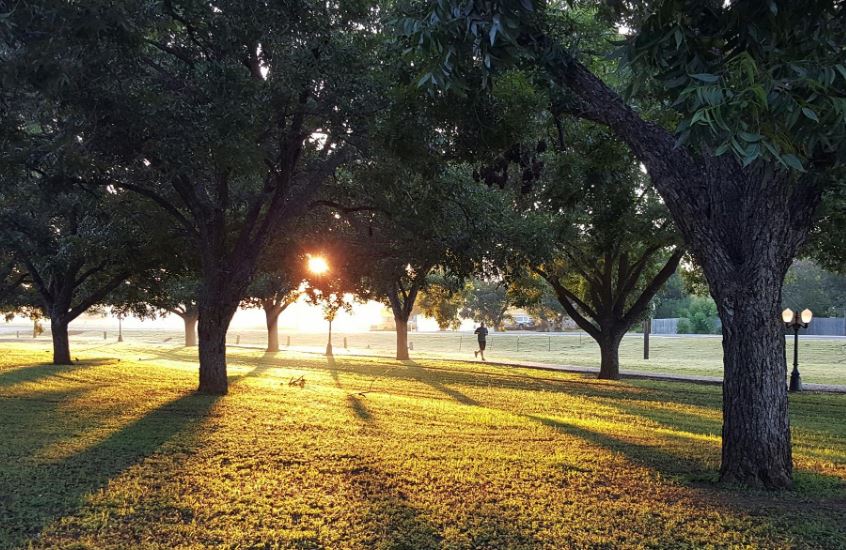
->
xmin=782 ymin=307 xmax=813 ymax=392
xmin=307 ymin=255 xmax=332 ymax=356
xmin=325 ymin=312 xmax=334 ymax=357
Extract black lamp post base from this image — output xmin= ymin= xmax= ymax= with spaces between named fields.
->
xmin=789 ymin=370 xmax=802 ymax=392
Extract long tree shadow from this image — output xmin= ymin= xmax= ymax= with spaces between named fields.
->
xmin=319 ymin=357 xmax=677 ymax=403
xmin=232 ymin=352 xmax=279 ymax=381
xmin=605 ymin=398 xmax=723 ymax=439
xmin=346 ymin=394 xmax=374 ymax=423
xmin=342 ymin=462 xmax=443 ymax=549
xmin=0 ymin=389 xmax=221 ymax=547
xmin=0 ymin=361 xmax=95 ymax=389
xmin=0 ymin=359 xmax=272 ymax=547
xmin=342 ymin=461 xmax=539 ymax=548
xmin=402 ymin=360 xmax=479 ymax=406
xmin=1 ymin=385 xmax=96 ymax=461
xmin=526 ymin=414 xmax=711 ymax=479
xmin=327 ymin=355 xmax=342 ymax=388
xmin=525 ymin=412 xmax=846 ymax=544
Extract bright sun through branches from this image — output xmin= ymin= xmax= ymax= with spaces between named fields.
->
xmin=307 ymin=256 xmax=329 ymax=275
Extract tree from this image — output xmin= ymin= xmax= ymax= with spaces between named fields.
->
xmin=0 ymin=253 xmax=29 ymax=313
xmin=0 ymin=181 xmax=155 ymax=364
xmin=242 ymin=265 xmax=302 ymax=353
xmin=678 ymin=296 xmax=720 ymax=335
xmin=461 ymin=279 xmax=512 ymax=331
xmin=312 ymin=67 xmax=503 ymax=359
xmin=782 ymin=260 xmax=846 ymax=317
xmin=502 ymin=127 xmax=682 ymax=379
xmin=301 ymin=241 xmax=361 ymax=357
xmin=806 ymin=183 xmax=846 ymax=274
xmin=418 ymin=274 xmax=469 ymax=331
xmin=400 ymin=0 xmax=846 ymax=488
xmin=113 ymin=272 xmax=202 ymax=347
xmin=651 ymin=273 xmax=692 ymax=319
xmin=312 ymin=158 xmax=443 ymax=361
xmin=4 ymin=1 xmax=383 ymax=393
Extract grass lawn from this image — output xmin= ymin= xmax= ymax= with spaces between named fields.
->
xmin=4 ymin=327 xmax=846 ymax=385
xmin=1 ymin=342 xmax=845 ymax=548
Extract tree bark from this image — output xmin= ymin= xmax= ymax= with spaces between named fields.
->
xmin=182 ymin=313 xmax=198 ymax=347
xmin=197 ymin=298 xmax=238 ymax=395
xmin=598 ymin=332 xmax=622 ymax=380
xmin=682 ymin=168 xmax=816 ymax=488
xmin=51 ymin=316 xmax=71 ymax=365
xmin=713 ymin=268 xmax=793 ymax=487
xmin=386 ymin=278 xmax=422 ymax=361
xmin=265 ymin=305 xmax=280 ymax=352
xmin=395 ymin=317 xmax=409 ymax=360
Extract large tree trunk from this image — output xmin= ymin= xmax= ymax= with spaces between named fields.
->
xmin=679 ymin=167 xmax=818 ymax=488
xmin=711 ymin=266 xmax=792 ymax=487
xmin=395 ymin=317 xmax=409 ymax=360
xmin=183 ymin=313 xmax=198 ymax=347
xmin=50 ymin=316 xmax=71 ymax=365
xmin=265 ymin=306 xmax=280 ymax=353
xmin=197 ymin=298 xmax=238 ymax=395
xmin=597 ymin=331 xmax=623 ymax=380
xmin=386 ymin=281 xmax=421 ymax=361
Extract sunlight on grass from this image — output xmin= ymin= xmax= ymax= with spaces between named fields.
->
xmin=1 ymin=343 xmax=844 ymax=548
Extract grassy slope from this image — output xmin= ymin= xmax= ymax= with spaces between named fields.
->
xmin=0 ymin=343 xmax=844 ymax=549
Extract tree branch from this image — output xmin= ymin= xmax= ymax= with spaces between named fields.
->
xmin=621 ymin=248 xmax=685 ymax=328
xmin=73 ymin=261 xmax=108 ymax=288
xmin=67 ymin=272 xmax=131 ymax=322
xmin=534 ymin=267 xmax=600 ymax=335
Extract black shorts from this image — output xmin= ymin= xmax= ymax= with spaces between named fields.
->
xmin=478 ymin=340 xmax=486 ymax=350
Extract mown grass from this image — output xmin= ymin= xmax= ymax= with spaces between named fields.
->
xmin=4 ymin=328 xmax=846 ymax=385
xmin=1 ymin=342 xmax=844 ymax=549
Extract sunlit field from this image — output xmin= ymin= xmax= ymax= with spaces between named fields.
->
xmin=6 ymin=327 xmax=844 ymax=385
xmin=1 ymin=342 xmax=844 ymax=548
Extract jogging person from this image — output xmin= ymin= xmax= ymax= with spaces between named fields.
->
xmin=474 ymin=322 xmax=488 ymax=361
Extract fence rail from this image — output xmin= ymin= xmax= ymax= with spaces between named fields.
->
xmin=801 ymin=317 xmax=846 ymax=336
xmin=649 ymin=317 xmax=846 ymax=336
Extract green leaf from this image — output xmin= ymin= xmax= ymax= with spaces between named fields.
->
xmin=489 ymin=15 xmax=501 ymax=46
xmin=690 ymin=110 xmax=709 ymax=125
xmin=690 ymin=73 xmax=720 ymax=83
xmin=801 ymin=107 xmax=819 ymax=122
xmin=664 ymin=75 xmax=688 ymax=88
xmin=750 ymin=85 xmax=768 ymax=107
xmin=714 ymin=142 xmax=730 ymax=156
xmin=674 ymin=28 xmax=683 ymax=49
xmin=781 ymin=154 xmax=806 ymax=172
xmin=738 ymin=131 xmax=761 ymax=143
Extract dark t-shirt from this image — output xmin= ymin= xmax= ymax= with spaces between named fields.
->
xmin=474 ymin=326 xmax=488 ymax=341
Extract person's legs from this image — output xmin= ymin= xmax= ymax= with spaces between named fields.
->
xmin=479 ymin=340 xmax=486 ymax=361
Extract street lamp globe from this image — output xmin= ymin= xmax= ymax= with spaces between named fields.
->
xmin=800 ymin=308 xmax=813 ymax=324
xmin=781 ymin=308 xmax=794 ymax=324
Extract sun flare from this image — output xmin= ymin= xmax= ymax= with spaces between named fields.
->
xmin=307 ymin=256 xmax=329 ymax=275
